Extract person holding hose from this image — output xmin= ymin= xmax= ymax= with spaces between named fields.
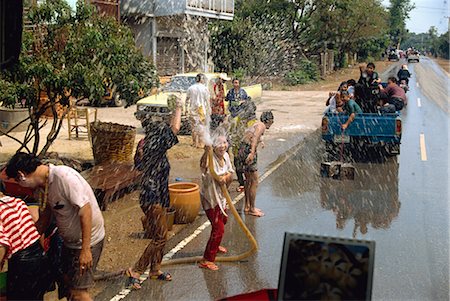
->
xmin=125 ymin=96 xmax=183 ymax=289
xmin=198 ymin=134 xmax=234 ymax=271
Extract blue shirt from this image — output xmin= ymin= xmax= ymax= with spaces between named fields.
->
xmin=226 ymin=88 xmax=248 ymax=117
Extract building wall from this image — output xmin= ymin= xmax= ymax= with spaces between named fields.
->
xmin=125 ymin=14 xmax=210 ymax=76
xmin=128 ymin=17 xmax=153 ymax=58
xmin=154 ymin=0 xmax=185 ymax=17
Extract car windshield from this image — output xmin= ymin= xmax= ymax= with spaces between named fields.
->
xmin=163 ymin=76 xmax=197 ymax=92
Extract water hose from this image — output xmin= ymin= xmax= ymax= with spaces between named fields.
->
xmin=161 ymin=148 xmax=258 ymax=266
xmin=95 ymin=149 xmax=258 ymax=280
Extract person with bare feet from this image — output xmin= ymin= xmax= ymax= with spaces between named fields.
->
xmin=198 ymin=134 xmax=234 ymax=271
xmin=237 ymin=111 xmax=274 ymax=217
xmin=125 ymin=96 xmax=183 ymax=289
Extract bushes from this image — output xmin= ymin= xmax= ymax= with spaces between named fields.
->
xmin=284 ymin=60 xmax=319 ymax=86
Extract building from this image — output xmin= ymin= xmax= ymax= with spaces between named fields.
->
xmin=120 ymin=0 xmax=234 ymax=76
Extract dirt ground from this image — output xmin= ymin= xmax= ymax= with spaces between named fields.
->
xmin=434 ymin=57 xmax=450 ymax=76
xmin=0 ymin=61 xmax=393 ymax=300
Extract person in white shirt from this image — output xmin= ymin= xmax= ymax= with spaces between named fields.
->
xmin=186 ymin=73 xmax=211 ymax=148
xmin=5 ymin=153 xmax=105 ymax=301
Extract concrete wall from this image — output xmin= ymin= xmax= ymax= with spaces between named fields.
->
xmin=120 ymin=0 xmax=153 ymax=17
xmin=128 ymin=17 xmax=153 ymax=58
xmin=154 ymin=0 xmax=186 ymax=17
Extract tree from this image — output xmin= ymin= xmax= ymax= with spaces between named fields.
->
xmin=388 ymin=0 xmax=415 ymax=48
xmin=210 ymin=0 xmax=389 ymax=76
xmin=0 ymin=0 xmax=158 ymax=157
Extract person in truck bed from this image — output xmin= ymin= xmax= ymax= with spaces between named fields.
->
xmin=341 ymin=91 xmax=363 ymax=130
xmin=378 ymin=77 xmax=406 ymax=111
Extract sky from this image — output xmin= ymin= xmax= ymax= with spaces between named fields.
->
xmin=383 ymin=0 xmax=449 ymax=34
xmin=67 ymin=0 xmax=449 ymax=34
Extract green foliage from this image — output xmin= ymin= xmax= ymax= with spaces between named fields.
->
xmin=232 ymin=68 xmax=247 ymax=81
xmin=211 ymin=0 xmax=389 ymax=77
xmin=437 ymin=31 xmax=449 ymax=59
xmin=284 ymin=59 xmax=319 ymax=86
xmin=5 ymin=0 xmax=158 ymax=107
xmin=401 ymin=29 xmax=449 ymax=59
xmin=0 ymin=0 xmax=158 ymax=156
xmin=388 ymin=0 xmax=415 ymax=46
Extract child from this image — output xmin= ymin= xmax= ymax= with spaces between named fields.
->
xmin=198 ymin=134 xmax=234 ymax=271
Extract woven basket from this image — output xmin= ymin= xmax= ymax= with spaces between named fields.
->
xmin=90 ymin=121 xmax=136 ymax=165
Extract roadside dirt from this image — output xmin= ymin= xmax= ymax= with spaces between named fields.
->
xmin=433 ymin=57 xmax=450 ymax=76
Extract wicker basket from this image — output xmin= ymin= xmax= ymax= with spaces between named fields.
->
xmin=90 ymin=121 xmax=136 ymax=165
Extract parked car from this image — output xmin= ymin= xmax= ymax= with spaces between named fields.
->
xmin=135 ymin=73 xmax=263 ymax=133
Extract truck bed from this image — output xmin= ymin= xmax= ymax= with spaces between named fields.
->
xmin=322 ymin=113 xmax=401 ymax=144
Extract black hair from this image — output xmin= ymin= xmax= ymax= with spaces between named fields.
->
xmin=196 ymin=73 xmax=205 ymax=83
xmin=341 ymin=91 xmax=350 ymax=97
xmin=5 ymin=152 xmax=42 ymax=179
xmin=338 ymin=81 xmax=348 ymax=91
xmin=347 ymin=79 xmax=356 ymax=86
xmin=388 ymin=77 xmax=397 ymax=84
xmin=260 ymin=111 xmax=274 ymax=123
xmin=232 ymin=78 xmax=239 ymax=83
xmin=367 ymin=62 xmax=375 ymax=69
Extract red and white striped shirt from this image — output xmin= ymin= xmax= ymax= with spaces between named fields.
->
xmin=0 ymin=196 xmax=40 ymax=259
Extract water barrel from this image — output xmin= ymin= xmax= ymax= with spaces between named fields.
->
xmin=168 ymin=182 xmax=200 ymax=224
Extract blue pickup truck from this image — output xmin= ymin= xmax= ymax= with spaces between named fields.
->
xmin=321 ymin=112 xmax=402 ymax=156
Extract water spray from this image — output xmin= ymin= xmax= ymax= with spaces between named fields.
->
xmin=160 ymin=147 xmax=258 ymax=266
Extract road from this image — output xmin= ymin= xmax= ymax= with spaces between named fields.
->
xmin=96 ymin=57 xmax=449 ymax=301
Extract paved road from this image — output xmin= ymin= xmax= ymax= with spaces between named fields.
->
xmin=96 ymin=58 xmax=449 ymax=300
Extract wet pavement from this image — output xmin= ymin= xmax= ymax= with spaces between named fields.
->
xmin=95 ymin=58 xmax=449 ymax=300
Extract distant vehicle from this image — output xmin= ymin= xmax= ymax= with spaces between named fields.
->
xmin=388 ymin=53 xmax=400 ymax=61
xmin=407 ymin=51 xmax=420 ymax=63
xmin=135 ymin=73 xmax=263 ymax=133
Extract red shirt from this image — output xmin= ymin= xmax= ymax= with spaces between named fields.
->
xmin=0 ymin=196 xmax=40 ymax=259
xmin=384 ymin=84 xmax=406 ymax=102
xmin=211 ymin=82 xmax=225 ymax=115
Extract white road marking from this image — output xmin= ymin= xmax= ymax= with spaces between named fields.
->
xmin=420 ymin=133 xmax=427 ymax=161
xmin=417 ymin=98 xmax=422 ymax=107
xmin=110 ymin=139 xmax=303 ymax=300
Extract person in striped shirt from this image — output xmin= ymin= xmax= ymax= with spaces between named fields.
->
xmin=0 ymin=193 xmax=52 ymax=300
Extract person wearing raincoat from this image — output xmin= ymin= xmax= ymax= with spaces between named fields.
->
xmin=198 ymin=135 xmax=234 ymax=271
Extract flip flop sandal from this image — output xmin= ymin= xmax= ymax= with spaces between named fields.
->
xmin=198 ymin=262 xmax=219 ymax=271
xmin=125 ymin=269 xmax=142 ymax=290
xmin=150 ymin=272 xmax=172 ymax=281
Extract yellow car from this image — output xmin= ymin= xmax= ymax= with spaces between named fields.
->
xmin=135 ymin=72 xmax=262 ymax=132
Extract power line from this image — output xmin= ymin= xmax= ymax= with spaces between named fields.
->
xmin=414 ymin=5 xmax=446 ymax=11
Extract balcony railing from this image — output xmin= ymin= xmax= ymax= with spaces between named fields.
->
xmin=186 ymin=0 xmax=234 ymax=15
